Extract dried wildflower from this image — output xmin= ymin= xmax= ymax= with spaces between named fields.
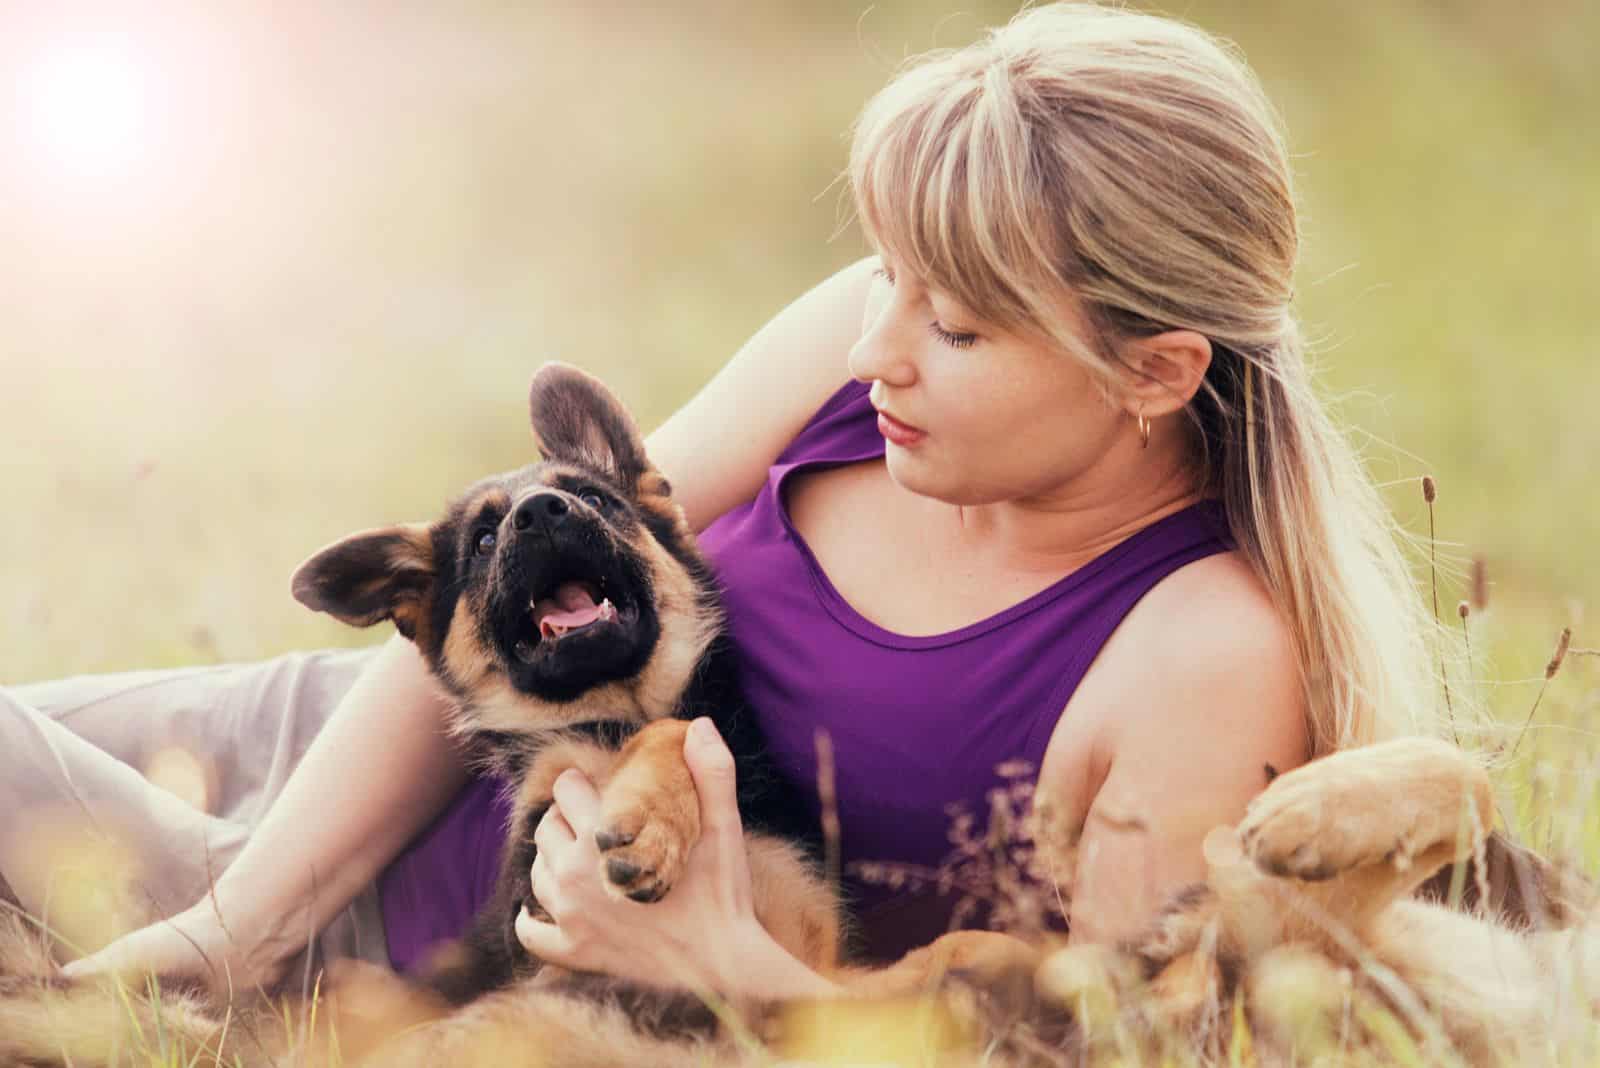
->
xmin=1421 ymin=475 xmax=1436 ymax=503
xmin=1512 ymin=627 xmax=1575 ymax=759
xmin=851 ymin=761 xmax=1062 ymax=938
xmin=1457 ymin=600 xmax=1470 ymax=621
xmin=1547 ymin=627 xmax=1572 ymax=680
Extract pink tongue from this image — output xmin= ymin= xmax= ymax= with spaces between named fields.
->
xmin=537 ymin=582 xmax=601 ymax=630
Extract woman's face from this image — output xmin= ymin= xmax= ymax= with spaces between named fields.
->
xmin=849 ymin=259 xmax=1130 ymax=508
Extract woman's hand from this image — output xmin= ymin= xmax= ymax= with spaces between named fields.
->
xmin=516 ymin=717 xmax=835 ymax=998
xmin=60 ymin=896 xmax=289 ymax=990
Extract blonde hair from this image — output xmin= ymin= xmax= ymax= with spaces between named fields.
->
xmin=849 ymin=3 xmax=1459 ymax=755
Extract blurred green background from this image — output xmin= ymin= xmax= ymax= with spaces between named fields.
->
xmin=2 ymin=1 xmax=1596 ymax=844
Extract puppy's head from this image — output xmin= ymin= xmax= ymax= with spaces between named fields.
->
xmin=291 ymin=363 xmax=719 ymax=734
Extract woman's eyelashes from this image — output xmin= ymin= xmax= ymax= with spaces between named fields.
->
xmin=872 ymin=266 xmax=980 ymax=349
xmin=928 ymin=322 xmax=977 ymax=349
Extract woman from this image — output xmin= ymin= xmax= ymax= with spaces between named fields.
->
xmin=5 ymin=3 xmax=1443 ymax=999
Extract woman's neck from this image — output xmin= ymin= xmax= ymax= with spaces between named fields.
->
xmin=937 ymin=451 xmax=1209 ymax=578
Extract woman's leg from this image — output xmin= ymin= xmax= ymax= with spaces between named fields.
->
xmin=11 ymin=648 xmax=377 ymax=827
xmin=2 ymin=647 xmax=390 ymax=968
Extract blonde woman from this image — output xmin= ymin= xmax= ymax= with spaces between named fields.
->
xmin=8 ymin=3 xmax=1440 ymax=998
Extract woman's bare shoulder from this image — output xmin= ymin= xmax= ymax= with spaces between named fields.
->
xmin=1038 ymin=550 xmax=1308 ymax=834
xmin=1099 ymin=549 xmax=1304 ymax=745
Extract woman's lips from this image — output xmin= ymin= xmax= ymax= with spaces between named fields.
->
xmin=876 ymin=409 xmax=926 ymax=447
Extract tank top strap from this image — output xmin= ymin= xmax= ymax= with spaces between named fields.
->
xmin=774 ymin=378 xmax=879 ymax=468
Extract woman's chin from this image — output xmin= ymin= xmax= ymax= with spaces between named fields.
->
xmin=884 ymin=448 xmax=973 ymax=505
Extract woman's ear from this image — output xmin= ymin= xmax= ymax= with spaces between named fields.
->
xmin=1115 ymin=329 xmax=1213 ymax=418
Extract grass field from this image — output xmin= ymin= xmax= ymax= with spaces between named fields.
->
xmin=2 ymin=0 xmax=1597 ymax=1060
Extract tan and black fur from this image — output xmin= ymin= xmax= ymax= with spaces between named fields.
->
xmin=288 ymin=363 xmax=839 ymax=1011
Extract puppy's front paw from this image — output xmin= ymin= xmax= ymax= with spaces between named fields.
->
xmin=594 ymin=803 xmax=696 ymax=903
xmin=1240 ymin=738 xmax=1492 ymax=880
xmin=593 ymin=719 xmax=700 ymax=903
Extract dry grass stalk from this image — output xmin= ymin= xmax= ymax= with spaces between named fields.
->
xmin=813 ymin=726 xmax=841 ymax=971
xmin=1421 ymin=476 xmax=1456 ymax=741
xmin=1510 ymin=626 xmax=1573 ymax=759
xmin=1547 ymin=627 xmax=1572 ymax=677
xmin=1469 ymin=555 xmax=1488 ymax=613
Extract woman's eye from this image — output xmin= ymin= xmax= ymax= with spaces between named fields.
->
xmin=474 ymin=529 xmax=497 ymax=555
xmin=928 ymin=321 xmax=978 ymax=349
xmin=579 ymin=489 xmax=606 ymax=511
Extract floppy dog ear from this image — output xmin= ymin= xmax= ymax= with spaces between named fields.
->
xmin=528 ymin=362 xmax=653 ymax=489
xmin=291 ymin=524 xmax=435 ymax=641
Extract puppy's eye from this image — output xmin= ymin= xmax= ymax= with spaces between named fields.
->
xmin=578 ymin=489 xmax=607 ymax=511
xmin=474 ymin=529 xmax=497 ymax=556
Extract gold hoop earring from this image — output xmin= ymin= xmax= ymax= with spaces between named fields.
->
xmin=1137 ymin=406 xmax=1151 ymax=449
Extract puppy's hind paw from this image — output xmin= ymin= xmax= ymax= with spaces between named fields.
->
xmin=1240 ymin=738 xmax=1492 ymax=881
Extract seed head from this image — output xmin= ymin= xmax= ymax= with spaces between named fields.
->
xmin=1458 ymin=600 xmax=1470 ymax=621
xmin=1546 ymin=627 xmax=1572 ymax=680
xmin=1422 ymin=476 xmax=1437 ymax=503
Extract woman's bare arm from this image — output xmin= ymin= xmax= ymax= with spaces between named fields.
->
xmin=1038 ymin=558 xmax=1310 ymax=944
xmin=209 ymin=635 xmax=471 ymax=970
xmin=646 ymin=256 xmax=879 ymax=533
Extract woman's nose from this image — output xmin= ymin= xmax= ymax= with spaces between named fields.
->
xmin=848 ymin=284 xmax=917 ymax=388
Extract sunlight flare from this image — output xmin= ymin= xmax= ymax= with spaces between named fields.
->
xmin=18 ymin=35 xmax=158 ymax=179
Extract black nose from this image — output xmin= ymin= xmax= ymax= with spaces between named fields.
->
xmin=513 ymin=491 xmax=569 ymax=533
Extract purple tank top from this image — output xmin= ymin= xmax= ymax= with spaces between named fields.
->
xmin=379 ymin=378 xmax=1233 ymax=970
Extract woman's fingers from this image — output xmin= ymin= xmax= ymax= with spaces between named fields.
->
xmin=533 ymin=802 xmax=575 ymax=856
xmin=684 ymin=717 xmax=743 ymax=845
xmin=529 ymin=852 xmax=558 ymax=916
xmin=515 ymin=902 xmax=574 ymax=963
xmin=550 ymin=769 xmax=601 ymax=837
xmin=61 ymin=926 xmax=160 ymax=980
xmin=682 ymin=716 xmax=754 ymax=912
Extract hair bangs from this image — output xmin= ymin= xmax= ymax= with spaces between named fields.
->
xmin=849 ymin=63 xmax=1037 ymax=330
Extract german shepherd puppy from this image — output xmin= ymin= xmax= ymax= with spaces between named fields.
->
xmin=287 ymin=363 xmax=839 ymax=1013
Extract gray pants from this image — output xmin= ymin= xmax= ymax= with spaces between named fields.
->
xmin=0 ymin=648 xmax=390 ymax=972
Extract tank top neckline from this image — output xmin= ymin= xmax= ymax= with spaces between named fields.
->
xmin=772 ymin=449 xmax=1227 ymax=653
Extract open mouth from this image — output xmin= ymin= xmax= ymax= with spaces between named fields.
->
xmin=510 ymin=577 xmax=636 ymax=664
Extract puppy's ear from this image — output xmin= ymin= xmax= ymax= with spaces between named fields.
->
xmin=291 ymin=524 xmax=435 ymax=641
xmin=528 ymin=363 xmax=652 ymax=489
